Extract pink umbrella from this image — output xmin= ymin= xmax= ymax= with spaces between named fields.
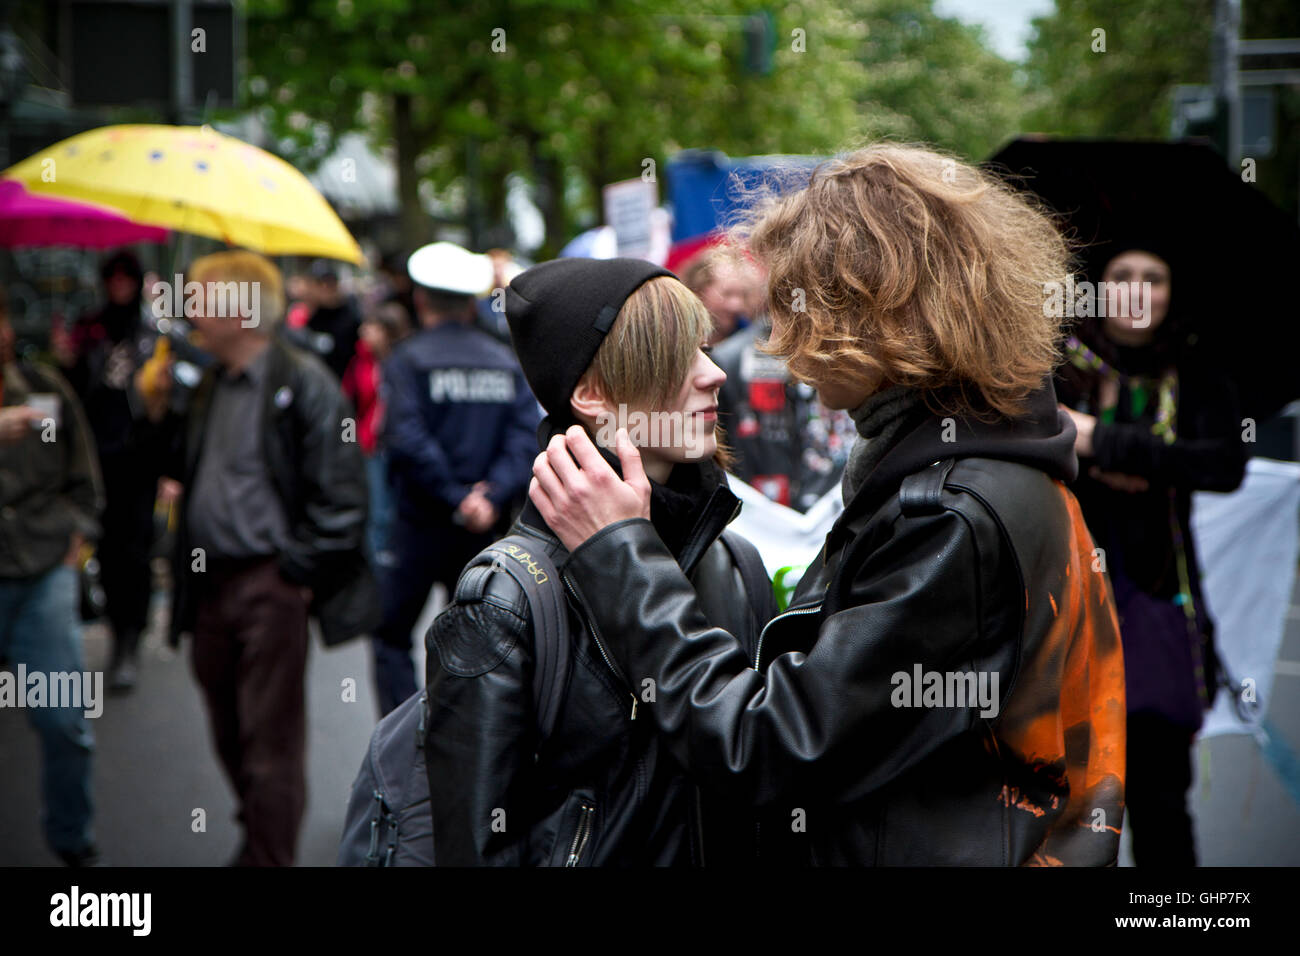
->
xmin=0 ymin=178 xmax=168 ymax=248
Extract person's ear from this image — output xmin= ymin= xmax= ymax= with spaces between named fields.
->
xmin=569 ymin=372 xmax=613 ymax=423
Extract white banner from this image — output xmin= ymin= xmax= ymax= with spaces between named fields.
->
xmin=1192 ymin=457 xmax=1300 ymax=738
xmin=728 ymin=476 xmax=843 ymax=576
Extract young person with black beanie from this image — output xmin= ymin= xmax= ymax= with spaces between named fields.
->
xmin=421 ymin=257 xmax=775 ymax=865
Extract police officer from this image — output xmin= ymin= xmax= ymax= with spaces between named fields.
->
xmin=374 ymin=242 xmax=540 ymax=716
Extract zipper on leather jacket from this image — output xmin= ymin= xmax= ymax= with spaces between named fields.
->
xmin=563 ymin=574 xmax=638 ymax=720
xmin=753 ymin=602 xmax=822 ymax=672
xmin=565 ymin=802 xmax=595 ymax=866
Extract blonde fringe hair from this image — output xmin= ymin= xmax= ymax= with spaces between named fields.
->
xmin=581 ymin=276 xmax=714 ymax=411
xmin=187 ymin=250 xmax=287 ymax=328
xmin=730 ymin=143 xmax=1072 ymax=419
xmin=578 ymin=275 xmax=733 ymax=468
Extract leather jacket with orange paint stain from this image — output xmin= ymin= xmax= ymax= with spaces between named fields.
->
xmin=563 ymin=380 xmax=1127 ymax=865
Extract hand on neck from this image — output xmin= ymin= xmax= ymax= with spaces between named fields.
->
xmin=571 ymin=411 xmax=676 ymax=486
xmin=587 ymin=425 xmax=673 ymax=484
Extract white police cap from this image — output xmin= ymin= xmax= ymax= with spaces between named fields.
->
xmin=407 ymin=241 xmax=494 ymax=296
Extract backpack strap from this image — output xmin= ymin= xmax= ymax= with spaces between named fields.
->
xmin=719 ymin=529 xmax=772 ymax=638
xmin=899 ymin=458 xmax=955 ymax=517
xmin=462 ymin=532 xmax=570 ymax=741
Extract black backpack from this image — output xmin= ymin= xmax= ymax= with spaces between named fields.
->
xmin=337 ymin=531 xmax=569 ymax=866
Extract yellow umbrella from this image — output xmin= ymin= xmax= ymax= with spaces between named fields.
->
xmin=2 ymin=124 xmax=364 ymax=264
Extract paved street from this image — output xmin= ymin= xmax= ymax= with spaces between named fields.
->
xmin=0 ymin=578 xmax=438 ymax=867
xmin=2 ymin=573 xmax=1298 ymax=866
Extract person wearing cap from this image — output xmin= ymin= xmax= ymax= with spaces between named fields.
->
xmin=420 ymin=257 xmax=774 ymax=865
xmin=302 ymin=259 xmax=362 ymax=382
xmin=1055 ymin=239 xmax=1246 ymax=866
xmin=374 ymin=242 xmax=540 ymax=717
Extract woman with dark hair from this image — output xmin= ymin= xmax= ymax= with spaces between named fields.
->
xmin=1055 ymin=239 xmax=1247 ymax=866
xmin=63 ymin=250 xmax=162 ymax=693
xmin=531 ymin=144 xmax=1128 ymax=866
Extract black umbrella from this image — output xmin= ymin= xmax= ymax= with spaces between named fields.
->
xmin=986 ymin=137 xmax=1300 ymax=423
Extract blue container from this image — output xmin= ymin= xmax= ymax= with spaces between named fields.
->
xmin=666 ymin=150 xmax=821 ymax=244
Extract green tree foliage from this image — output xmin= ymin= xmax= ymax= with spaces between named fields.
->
xmin=1023 ymin=0 xmax=1216 ymax=138
xmin=243 ymin=0 xmax=1025 ymax=253
xmin=1024 ymin=0 xmax=1299 ymax=217
xmin=1240 ymin=2 xmax=1300 ymax=217
xmin=848 ymin=0 xmax=1024 ymax=161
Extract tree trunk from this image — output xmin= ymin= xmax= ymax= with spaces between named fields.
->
xmin=530 ymin=138 xmax=567 ymax=260
xmin=482 ymin=160 xmax=510 ymax=249
xmin=592 ymin=121 xmax=612 ymax=223
xmin=393 ymin=92 xmax=426 ymax=251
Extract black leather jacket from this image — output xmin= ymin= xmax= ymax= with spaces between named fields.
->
xmin=422 ymin=470 xmax=775 ymax=866
xmin=564 ymin=382 xmax=1128 ymax=865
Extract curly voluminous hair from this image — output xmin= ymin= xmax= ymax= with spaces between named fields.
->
xmin=732 ymin=143 xmax=1072 ymax=419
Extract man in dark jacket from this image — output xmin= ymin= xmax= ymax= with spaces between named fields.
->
xmin=0 ymin=291 xmax=104 ymax=865
xmin=422 ymin=258 xmax=774 ymax=865
xmin=375 ymin=242 xmax=539 ymax=716
xmin=135 ymin=251 xmax=373 ymax=866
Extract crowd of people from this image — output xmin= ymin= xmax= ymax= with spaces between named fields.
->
xmin=0 ymin=142 xmax=1249 ymax=867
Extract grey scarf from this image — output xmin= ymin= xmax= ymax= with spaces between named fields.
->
xmin=840 ymin=384 xmax=924 ymax=502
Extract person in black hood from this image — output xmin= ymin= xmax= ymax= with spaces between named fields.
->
xmin=420 ymin=257 xmax=775 ymax=865
xmin=1054 ymin=236 xmax=1247 ymax=866
xmin=62 ymin=250 xmax=162 ymax=693
xmin=531 ymin=144 xmax=1128 ymax=865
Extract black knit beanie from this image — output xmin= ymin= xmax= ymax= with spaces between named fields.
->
xmin=505 ymin=257 xmax=673 ymax=426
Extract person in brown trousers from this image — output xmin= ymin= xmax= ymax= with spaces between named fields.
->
xmin=136 ymin=251 xmax=372 ymax=866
